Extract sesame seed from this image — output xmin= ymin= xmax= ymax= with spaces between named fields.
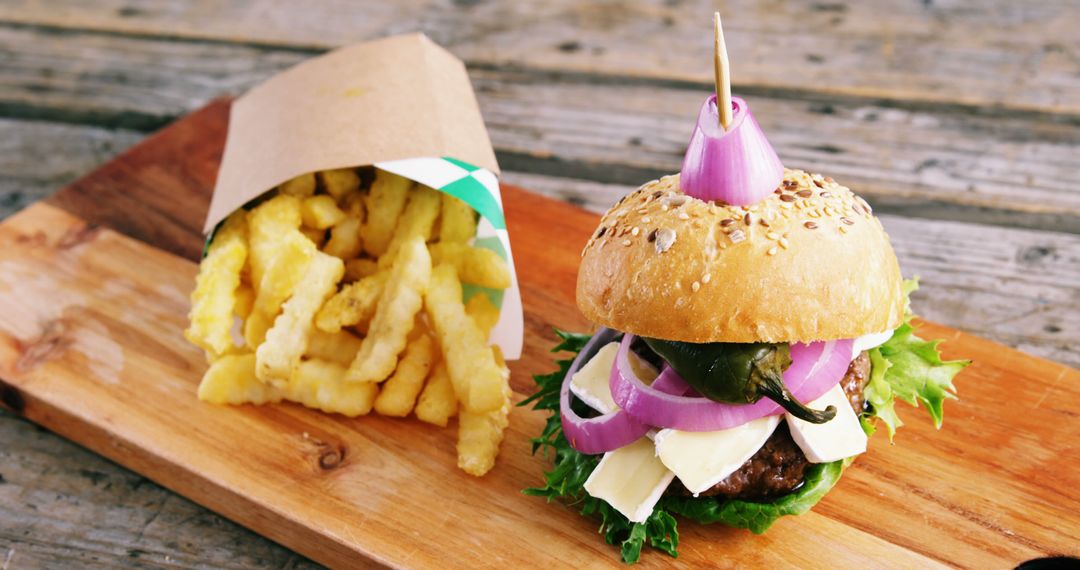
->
xmin=720 ymin=218 xmax=737 ymax=227
xmin=804 ymin=221 xmax=819 ymax=229
xmin=642 ymin=216 xmax=651 ymax=223
xmin=691 ymin=281 xmax=701 ymax=292
xmin=779 ymin=237 xmax=790 ymax=249
xmin=796 ymin=189 xmax=812 ymax=198
xmin=729 ymin=229 xmax=746 ymax=243
xmin=782 ymin=202 xmax=794 ymax=209
xmin=779 ymin=194 xmax=796 ymax=203
xmin=622 ymin=239 xmax=632 ymax=246
xmin=702 ymin=273 xmax=712 ymax=284
xmin=767 ymin=247 xmax=778 ymax=256
xmin=824 ymin=206 xmax=835 ymax=216
xmin=841 ymin=217 xmax=855 ymax=225
xmin=655 ymin=228 xmax=677 ymax=253
xmin=759 ymin=219 xmax=770 ymax=227
xmin=678 ymin=212 xmax=690 ymax=220
xmin=766 ymin=232 xmax=780 ymax=240
xmin=631 ymin=226 xmax=640 ymax=236
xmin=637 ymin=209 xmax=648 ymax=215
xmin=824 ymin=176 xmax=835 ymax=183
xmin=662 ymin=204 xmax=669 ymax=211
xmin=809 ymin=210 xmax=821 ymax=218
xmin=662 ymin=195 xmax=689 ymax=208
xmin=820 ymin=191 xmax=832 ymax=198
xmin=839 ymin=226 xmax=848 ymax=234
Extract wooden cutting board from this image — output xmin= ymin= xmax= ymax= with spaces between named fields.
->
xmin=0 ymin=99 xmax=1077 ymax=569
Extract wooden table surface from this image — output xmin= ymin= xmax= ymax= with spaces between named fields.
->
xmin=0 ymin=2 xmax=1077 ymax=568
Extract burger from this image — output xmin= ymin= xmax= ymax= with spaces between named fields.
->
xmin=523 ymin=169 xmax=970 ymax=563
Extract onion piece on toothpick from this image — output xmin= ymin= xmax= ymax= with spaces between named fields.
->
xmin=679 ymin=95 xmax=785 ymax=205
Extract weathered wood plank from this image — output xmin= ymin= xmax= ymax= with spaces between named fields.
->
xmin=0 ymin=410 xmax=322 ymax=569
xmin=3 ymin=0 xmax=1079 ymax=113
xmin=2 ymin=116 xmax=1078 ymax=369
xmin=0 ymin=119 xmax=141 ymax=219
xmin=1 ymin=26 xmax=1077 ymax=233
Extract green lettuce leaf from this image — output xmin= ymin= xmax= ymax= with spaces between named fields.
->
xmin=662 ymin=460 xmax=843 ymax=534
xmin=862 ymin=278 xmax=970 ymax=438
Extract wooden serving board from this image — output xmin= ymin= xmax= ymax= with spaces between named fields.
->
xmin=0 ymin=99 xmax=1077 ymax=568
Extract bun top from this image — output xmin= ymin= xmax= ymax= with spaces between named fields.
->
xmin=576 ymin=169 xmax=904 ymax=344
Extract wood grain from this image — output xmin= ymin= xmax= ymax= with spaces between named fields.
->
xmin=2 ymin=25 xmax=1078 ymax=233
xmin=0 ymin=202 xmax=956 ymax=569
xmin=0 ymin=102 xmax=1078 ymax=568
xmin=0 ymin=119 xmax=141 ymax=219
xmin=4 ymin=0 xmax=1079 ymax=113
xmin=2 ymin=196 xmax=1077 ymax=569
xmin=0 ymin=411 xmax=318 ymax=569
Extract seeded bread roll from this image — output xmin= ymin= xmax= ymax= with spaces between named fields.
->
xmin=576 ymin=169 xmax=904 ymax=344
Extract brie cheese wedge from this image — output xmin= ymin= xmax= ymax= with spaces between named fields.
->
xmin=570 ymin=342 xmax=657 ymax=415
xmin=653 ymin=415 xmax=782 ymax=496
xmin=786 ymin=383 xmax=867 ymax=463
xmin=583 ymin=437 xmax=676 ymax=523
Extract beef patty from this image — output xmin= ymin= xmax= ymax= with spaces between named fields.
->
xmin=668 ymin=350 xmax=871 ymax=500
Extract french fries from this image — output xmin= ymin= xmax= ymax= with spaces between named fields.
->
xmin=415 ymin=361 xmax=456 ymax=427
xmin=346 ymin=237 xmax=431 ymax=383
xmin=324 ymin=216 xmax=364 ymax=260
xmin=253 ymin=231 xmax=316 ymax=317
xmin=305 ymin=329 xmax=364 ymax=367
xmin=465 ymin=293 xmax=500 ymax=339
xmin=374 ymin=332 xmax=435 ymax=416
xmin=185 ymin=211 xmax=248 ymax=358
xmin=198 ymin=353 xmax=283 ymax=405
xmin=315 ymin=272 xmax=388 ymax=333
xmin=344 ymin=258 xmax=379 ymax=282
xmin=256 ymin=251 xmax=344 ymax=385
xmin=286 ymin=358 xmax=379 ymax=417
xmin=302 ymin=195 xmax=347 ymax=229
xmin=318 ymin=168 xmax=361 ymax=201
xmin=438 ymin=193 xmax=477 ymax=243
xmin=189 ymin=166 xmax=514 ymax=477
xmin=247 ymin=194 xmax=302 ymax=290
xmin=279 ymin=172 xmax=317 ymax=197
xmin=379 ymin=185 xmax=441 ymax=267
xmin=428 ymin=243 xmax=511 ymax=289
xmin=424 ymin=264 xmax=506 ymax=414
xmin=361 ymin=170 xmax=412 ymax=257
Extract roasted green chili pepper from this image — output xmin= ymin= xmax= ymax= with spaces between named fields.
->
xmin=642 ymin=338 xmax=836 ymax=424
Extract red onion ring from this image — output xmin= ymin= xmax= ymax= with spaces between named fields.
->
xmin=610 ymin=333 xmax=854 ymax=432
xmin=559 ymin=328 xmax=651 ymax=454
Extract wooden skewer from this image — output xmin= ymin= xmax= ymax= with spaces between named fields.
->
xmin=714 ymin=12 xmax=733 ymax=130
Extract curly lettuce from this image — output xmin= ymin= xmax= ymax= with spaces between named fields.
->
xmin=521 ymin=280 xmax=969 ymax=563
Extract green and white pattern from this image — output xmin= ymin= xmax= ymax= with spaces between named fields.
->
xmin=375 ymin=156 xmax=523 ymax=360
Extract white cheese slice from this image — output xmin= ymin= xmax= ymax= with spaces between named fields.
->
xmin=570 ymin=342 xmax=657 ymax=415
xmin=786 ymin=383 xmax=868 ymax=463
xmin=653 ymin=415 xmax=781 ymax=496
xmin=852 ymin=329 xmax=893 ymax=359
xmin=583 ymin=437 xmax=675 ymax=523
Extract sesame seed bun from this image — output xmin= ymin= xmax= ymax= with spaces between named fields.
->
xmin=576 ymin=169 xmax=905 ymax=344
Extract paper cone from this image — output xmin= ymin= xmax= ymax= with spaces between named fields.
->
xmin=204 ymin=33 xmax=522 ymax=359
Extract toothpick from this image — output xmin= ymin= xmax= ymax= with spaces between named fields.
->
xmin=714 ymin=12 xmax=733 ymax=130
